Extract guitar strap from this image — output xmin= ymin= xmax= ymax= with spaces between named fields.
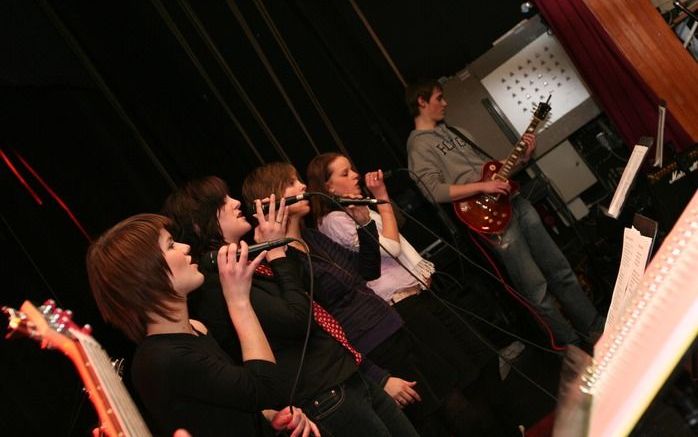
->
xmin=446 ymin=124 xmax=495 ymax=160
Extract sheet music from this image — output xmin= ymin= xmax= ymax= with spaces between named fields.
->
xmin=607 ymin=144 xmax=650 ymax=218
xmin=604 ymin=226 xmax=653 ymax=334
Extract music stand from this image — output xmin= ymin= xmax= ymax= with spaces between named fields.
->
xmin=632 ymin=213 xmax=659 ymax=264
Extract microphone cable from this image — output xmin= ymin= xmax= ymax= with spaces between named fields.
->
xmin=241 ymin=192 xmax=389 ymax=409
xmin=317 ymin=193 xmax=561 ymax=402
xmin=199 ymin=237 xmax=315 ymax=412
xmin=351 ymin=174 xmax=564 ymax=350
xmin=285 ymin=239 xmax=315 ymax=411
xmin=388 ymin=167 xmax=593 ymax=347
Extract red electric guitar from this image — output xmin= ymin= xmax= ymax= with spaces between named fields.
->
xmin=3 ymin=300 xmax=152 ymax=437
xmin=452 ymin=97 xmax=552 ymax=234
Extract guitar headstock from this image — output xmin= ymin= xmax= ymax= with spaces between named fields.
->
xmin=3 ymin=300 xmax=151 ymax=437
xmin=533 ymin=95 xmax=552 ymax=121
xmin=3 ymin=300 xmax=92 ymax=350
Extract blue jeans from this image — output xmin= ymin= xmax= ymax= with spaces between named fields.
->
xmin=489 ymin=196 xmax=604 ymax=345
xmin=301 ymin=371 xmax=418 ymax=437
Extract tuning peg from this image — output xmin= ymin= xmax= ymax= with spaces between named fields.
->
xmin=40 ymin=300 xmax=56 ymax=315
xmin=57 ymin=309 xmax=73 ymax=324
xmin=112 ymin=358 xmax=126 ymax=379
xmin=81 ymin=324 xmax=93 ymax=335
xmin=49 ymin=312 xmax=61 ymax=326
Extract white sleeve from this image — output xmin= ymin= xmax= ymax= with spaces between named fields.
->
xmin=317 ymin=211 xmax=360 ymax=250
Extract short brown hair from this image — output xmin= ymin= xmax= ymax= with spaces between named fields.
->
xmin=306 ymin=152 xmax=354 ymax=227
xmin=86 ymin=214 xmax=181 ymax=343
xmin=161 ymin=176 xmax=228 ymax=259
xmin=405 ymin=79 xmax=442 ymax=117
xmin=242 ymin=162 xmax=298 ymax=204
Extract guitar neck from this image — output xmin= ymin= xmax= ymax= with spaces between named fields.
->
xmin=71 ymin=330 xmax=152 ymax=437
xmin=497 ymin=117 xmax=542 ymax=180
xmin=4 ymin=301 xmax=152 ymax=437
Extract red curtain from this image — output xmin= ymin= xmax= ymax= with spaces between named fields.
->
xmin=535 ymin=0 xmax=693 ymax=151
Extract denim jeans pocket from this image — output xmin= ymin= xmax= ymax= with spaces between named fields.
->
xmin=305 ymin=384 xmax=345 ymax=421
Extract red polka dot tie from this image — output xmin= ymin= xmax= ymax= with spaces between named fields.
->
xmin=312 ymin=302 xmax=362 ymax=366
xmin=250 ymin=262 xmax=362 ymax=365
xmin=254 ymin=263 xmax=275 ymax=278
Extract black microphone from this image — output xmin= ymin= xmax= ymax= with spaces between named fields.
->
xmin=249 ymin=193 xmax=312 ymax=214
xmin=335 ymin=197 xmax=388 ymax=206
xmin=199 ymin=238 xmax=294 ymax=272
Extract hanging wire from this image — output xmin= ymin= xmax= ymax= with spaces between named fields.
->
xmin=150 ymin=0 xmax=266 ymax=165
xmin=177 ymin=0 xmax=291 ymax=163
xmin=251 ymin=0 xmax=351 ymax=158
xmin=37 ymin=0 xmax=177 ymax=190
xmin=346 ymin=0 xmax=406 ymax=87
xmin=305 ymin=195 xmax=561 ymax=402
xmin=224 ymin=0 xmax=321 ymax=155
xmin=0 ymin=211 xmax=62 ymax=306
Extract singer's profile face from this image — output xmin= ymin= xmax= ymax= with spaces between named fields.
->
xmin=282 ymin=177 xmax=310 ymax=217
xmin=326 ymin=156 xmax=361 ymax=196
xmin=159 ymin=228 xmax=204 ymax=295
xmin=217 ymin=195 xmax=252 ymax=242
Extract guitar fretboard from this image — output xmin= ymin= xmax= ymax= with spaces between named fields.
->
xmin=497 ymin=118 xmax=542 ymax=180
xmin=74 ymin=331 xmax=152 ymax=437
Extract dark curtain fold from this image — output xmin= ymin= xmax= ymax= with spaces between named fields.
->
xmin=535 ymin=0 xmax=693 ymax=151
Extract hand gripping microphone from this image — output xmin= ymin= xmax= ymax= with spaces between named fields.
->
xmin=249 ymin=193 xmax=312 ymax=214
xmin=199 ymin=238 xmax=294 ymax=272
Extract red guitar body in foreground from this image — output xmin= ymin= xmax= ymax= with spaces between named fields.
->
xmin=452 ymin=97 xmax=551 ymax=235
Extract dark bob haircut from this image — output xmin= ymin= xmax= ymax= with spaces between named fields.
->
xmin=86 ymin=213 xmax=181 ymax=343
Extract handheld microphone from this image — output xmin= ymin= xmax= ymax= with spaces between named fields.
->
xmin=199 ymin=237 xmax=294 ymax=272
xmin=249 ymin=193 xmax=311 ymax=214
xmin=335 ymin=197 xmax=388 ymax=206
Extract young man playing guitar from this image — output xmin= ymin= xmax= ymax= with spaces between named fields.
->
xmin=405 ymin=79 xmax=605 ymax=348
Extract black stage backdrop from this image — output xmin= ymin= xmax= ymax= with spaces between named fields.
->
xmin=1 ymin=1 xmax=524 ymax=434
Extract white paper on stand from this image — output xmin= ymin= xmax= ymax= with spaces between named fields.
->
xmin=607 ymin=144 xmax=649 ymax=219
xmin=604 ymin=227 xmax=653 ymax=334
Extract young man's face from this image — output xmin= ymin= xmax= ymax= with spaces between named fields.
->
xmin=420 ymin=87 xmax=448 ymax=123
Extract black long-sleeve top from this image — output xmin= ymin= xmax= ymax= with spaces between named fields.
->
xmin=131 ymin=333 xmax=279 ymax=437
xmin=190 ymin=254 xmax=357 ymax=406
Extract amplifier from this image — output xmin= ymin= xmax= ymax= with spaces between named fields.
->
xmin=646 ymin=146 xmax=698 ymax=230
